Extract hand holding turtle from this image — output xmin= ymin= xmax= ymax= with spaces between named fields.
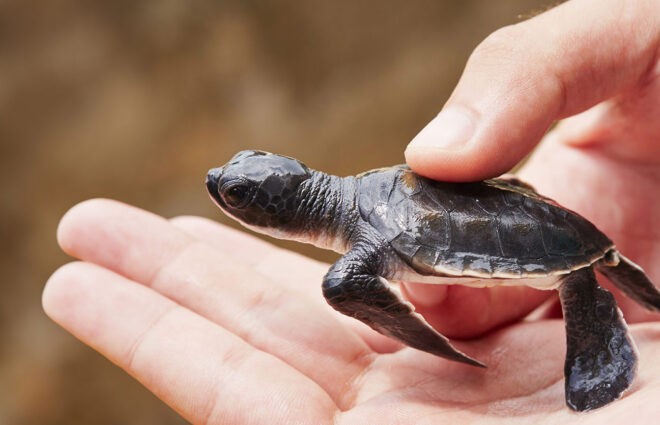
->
xmin=43 ymin=0 xmax=660 ymax=422
xmin=43 ymin=200 xmax=660 ymax=423
xmin=405 ymin=0 xmax=660 ymax=336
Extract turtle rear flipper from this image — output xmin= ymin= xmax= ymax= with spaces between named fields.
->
xmin=322 ymin=244 xmax=486 ymax=368
xmin=559 ymin=267 xmax=637 ymax=411
xmin=597 ymin=251 xmax=660 ymax=312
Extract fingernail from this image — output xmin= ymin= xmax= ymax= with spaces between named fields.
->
xmin=408 ymin=107 xmax=476 ymax=150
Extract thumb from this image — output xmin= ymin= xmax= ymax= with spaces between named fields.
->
xmin=405 ymin=0 xmax=660 ymax=181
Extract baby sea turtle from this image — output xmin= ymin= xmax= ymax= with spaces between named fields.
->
xmin=206 ymin=150 xmax=660 ymax=412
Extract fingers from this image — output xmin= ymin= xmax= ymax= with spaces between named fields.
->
xmin=405 ymin=0 xmax=660 ymax=181
xmin=43 ymin=262 xmax=336 ymax=424
xmin=170 ymin=215 xmax=404 ymax=354
xmin=402 ymin=282 xmax=552 ymax=339
xmin=169 ymin=216 xmax=329 ymax=290
xmin=56 ymin=199 xmax=373 ymax=407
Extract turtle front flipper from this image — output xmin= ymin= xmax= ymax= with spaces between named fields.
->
xmin=322 ymin=244 xmax=485 ymax=368
xmin=558 ymin=267 xmax=637 ymax=411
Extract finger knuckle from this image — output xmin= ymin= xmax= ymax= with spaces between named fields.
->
xmin=471 ymin=25 xmax=525 ymax=63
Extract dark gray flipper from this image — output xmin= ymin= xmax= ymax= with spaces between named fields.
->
xmin=558 ymin=267 xmax=637 ymax=411
xmin=322 ymin=244 xmax=485 ymax=368
xmin=597 ymin=251 xmax=660 ymax=312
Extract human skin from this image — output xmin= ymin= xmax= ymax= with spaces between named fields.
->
xmin=44 ymin=0 xmax=660 ymax=423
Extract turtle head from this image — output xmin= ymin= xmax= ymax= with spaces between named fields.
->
xmin=206 ymin=150 xmax=311 ymax=234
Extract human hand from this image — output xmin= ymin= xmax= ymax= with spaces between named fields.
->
xmin=404 ymin=0 xmax=660 ymax=337
xmin=43 ymin=200 xmax=660 ymax=423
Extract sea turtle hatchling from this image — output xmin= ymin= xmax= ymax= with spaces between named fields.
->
xmin=206 ymin=150 xmax=660 ymax=412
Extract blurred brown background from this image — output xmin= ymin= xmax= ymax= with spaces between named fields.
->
xmin=1 ymin=1 xmax=550 ymax=423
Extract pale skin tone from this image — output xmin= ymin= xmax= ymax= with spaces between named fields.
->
xmin=44 ymin=0 xmax=660 ymax=423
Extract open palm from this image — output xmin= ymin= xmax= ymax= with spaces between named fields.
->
xmin=44 ymin=197 xmax=660 ymax=424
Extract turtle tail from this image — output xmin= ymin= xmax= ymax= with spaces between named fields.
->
xmin=596 ymin=250 xmax=660 ymax=312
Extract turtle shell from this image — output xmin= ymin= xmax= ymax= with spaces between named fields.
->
xmin=357 ymin=167 xmax=614 ymax=278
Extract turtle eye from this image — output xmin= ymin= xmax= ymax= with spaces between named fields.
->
xmin=221 ymin=182 xmax=251 ymax=208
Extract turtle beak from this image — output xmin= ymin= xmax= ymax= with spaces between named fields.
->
xmin=206 ymin=167 xmax=223 ymax=197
